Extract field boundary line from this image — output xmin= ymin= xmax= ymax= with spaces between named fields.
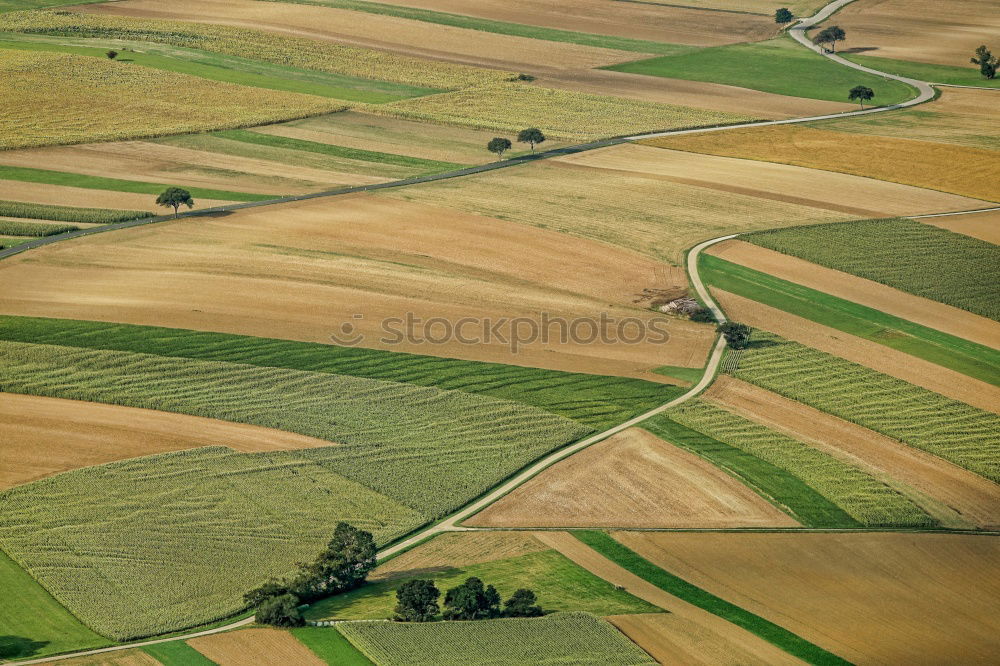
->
xmin=907 ymin=206 xmax=1000 ymax=219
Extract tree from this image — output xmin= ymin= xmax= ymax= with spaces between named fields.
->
xmin=717 ymin=322 xmax=751 ymax=349
xmin=394 ymin=579 xmax=440 ymax=622
xmin=813 ymin=25 xmax=846 ymax=53
xmin=487 ymin=137 xmax=512 ymax=160
xmin=503 ymin=589 xmax=543 ymax=617
xmin=774 ymin=8 xmax=794 ymax=24
xmin=517 ymin=128 xmax=546 ymax=152
xmin=243 ymin=579 xmax=289 ymax=608
xmin=848 ymin=85 xmax=875 ymax=109
xmin=106 ymin=50 xmax=118 ymax=60
xmin=289 ymin=522 xmax=377 ymax=602
xmin=256 ymin=594 xmax=304 ymax=627
xmin=155 ymin=187 xmax=194 ymax=218
xmin=443 ymin=577 xmax=501 ymax=620
xmin=971 ymin=45 xmax=998 ymax=80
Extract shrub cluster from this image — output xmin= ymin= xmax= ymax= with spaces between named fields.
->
xmin=394 ymin=576 xmax=543 ymax=622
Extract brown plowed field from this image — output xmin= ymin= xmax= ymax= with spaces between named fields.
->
xmin=379 ymin=0 xmax=779 ymax=45
xmin=188 ymin=628 xmax=324 ymax=666
xmin=711 ymin=289 xmax=1000 ymax=413
xmin=0 ymin=393 xmax=334 ymax=490
xmin=830 ymin=0 xmax=1000 ymax=66
xmin=0 ymin=194 xmax=713 ymax=379
xmin=705 ymin=377 xmax=1000 ymax=529
xmin=922 ymin=209 xmax=1000 ymax=244
xmin=615 ymin=532 xmax=1000 ymax=665
xmin=371 ymin=532 xmax=549 ymax=582
xmin=608 ymin=613 xmax=775 ymax=666
xmin=57 ymin=650 xmax=160 ymax=666
xmin=707 ymin=240 xmax=1000 ymax=350
xmin=0 ymin=180 xmax=233 ymax=212
xmin=534 ymin=532 xmax=803 ymax=666
xmin=79 ymin=0 xmax=640 ymax=71
xmin=466 ymin=428 xmax=797 ymax=528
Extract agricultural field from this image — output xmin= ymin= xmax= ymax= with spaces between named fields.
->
xmin=922 ymin=209 xmax=1000 ymax=244
xmin=337 ymin=613 xmax=657 ymax=666
xmin=187 ymin=628 xmax=325 ymax=666
xmin=614 ymin=532 xmax=1000 ymax=665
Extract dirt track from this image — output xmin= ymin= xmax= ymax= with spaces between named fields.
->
xmin=467 ymin=427 xmax=798 ymax=528
xmin=705 ymin=376 xmax=1000 ymax=529
xmin=0 ymin=393 xmax=334 ymax=490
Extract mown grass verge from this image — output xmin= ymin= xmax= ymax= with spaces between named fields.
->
xmin=0 ymin=316 xmax=683 ymax=429
xmin=0 ymin=199 xmax=151 ymax=223
xmin=606 ymin=35 xmax=916 ymax=104
xmin=293 ymin=627 xmax=374 ymax=665
xmin=572 ymin=531 xmax=852 ymax=666
xmin=699 ymin=254 xmax=1000 ymax=385
xmin=0 ymin=165 xmax=278 ymax=202
xmin=746 ymin=218 xmax=1000 ymax=321
xmin=843 ymin=55 xmax=1000 ymax=88
xmin=213 ymin=129 xmax=464 ymax=172
xmin=261 ymin=0 xmax=692 ymax=56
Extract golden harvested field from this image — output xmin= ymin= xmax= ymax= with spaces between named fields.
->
xmin=81 ymin=0 xmax=638 ymax=71
xmin=0 ymin=50 xmax=342 ymax=150
xmin=372 ymin=532 xmax=550 ymax=581
xmin=713 ymin=289 xmax=1000 ymax=413
xmin=813 ymin=88 xmax=1000 ymax=150
xmin=56 ymin=650 xmax=160 ymax=666
xmin=370 ymin=84 xmax=754 ymax=140
xmin=0 ymin=180 xmax=235 ymax=213
xmin=615 ymin=532 xmax=1000 ymax=665
xmin=707 ymin=240 xmax=1000 ymax=350
xmin=829 ymin=0 xmax=1000 ymax=66
xmin=0 ymin=194 xmax=713 ymax=378
xmin=535 ymin=532 xmax=801 ymax=666
xmin=0 ymin=393 xmax=334 ymax=491
xmin=705 ymin=376 xmax=1000 ymax=529
xmin=664 ymin=0 xmax=827 ymax=13
xmin=381 ymin=161 xmax=856 ymax=264
xmin=466 ymin=427 xmax=798 ymax=528
xmin=187 ymin=628 xmax=324 ymax=666
xmin=642 ymin=126 xmax=1000 ymax=202
xmin=922 ymin=209 xmax=1000 ymax=244
xmin=380 ymin=0 xmax=780 ymax=45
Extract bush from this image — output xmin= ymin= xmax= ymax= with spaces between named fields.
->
xmin=503 ymin=589 xmax=543 ymax=618
xmin=394 ymin=579 xmax=440 ymax=622
xmin=256 ymin=594 xmax=304 ymax=627
xmin=717 ymin=322 xmax=751 ymax=349
xmin=689 ymin=307 xmax=716 ymax=323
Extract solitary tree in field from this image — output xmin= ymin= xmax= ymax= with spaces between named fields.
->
xmin=848 ymin=85 xmax=875 ymax=109
xmin=106 ymin=50 xmax=118 ymax=60
xmin=255 ymin=593 xmax=304 ymax=627
xmin=394 ymin=579 xmax=440 ymax=622
xmin=717 ymin=322 xmax=751 ymax=349
xmin=813 ymin=25 xmax=846 ymax=53
xmin=487 ymin=137 xmax=512 ymax=160
xmin=503 ymin=589 xmax=544 ymax=617
xmin=517 ymin=128 xmax=546 ymax=152
xmin=155 ymin=187 xmax=194 ymax=218
xmin=774 ymin=8 xmax=794 ymax=24
xmin=971 ymin=45 xmax=998 ymax=79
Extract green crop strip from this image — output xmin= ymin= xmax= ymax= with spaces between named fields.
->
xmin=293 ymin=627 xmax=374 ymax=665
xmin=699 ymin=254 xmax=1000 ymax=386
xmin=0 ymin=220 xmax=77 ymax=236
xmin=0 ymin=165 xmax=278 ymax=202
xmin=0 ymin=316 xmax=683 ymax=429
xmin=642 ymin=416 xmax=858 ymax=528
xmin=0 ymin=199 xmax=151 ymax=223
xmin=213 ymin=129 xmax=464 ymax=172
xmin=844 ymin=55 xmax=1000 ymax=88
xmin=572 ymin=531 xmax=852 ymax=666
xmin=262 ymin=0 xmax=692 ymax=56
xmin=141 ymin=641 xmax=217 ymax=665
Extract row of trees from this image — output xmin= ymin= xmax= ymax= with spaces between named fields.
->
xmin=487 ymin=128 xmax=546 ymax=160
xmin=395 ymin=576 xmax=543 ymax=622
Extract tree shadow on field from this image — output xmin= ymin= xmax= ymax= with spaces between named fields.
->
xmin=745 ymin=338 xmax=780 ymax=350
xmin=840 ymin=46 xmax=880 ymax=54
xmin=0 ymin=635 xmax=49 ymax=659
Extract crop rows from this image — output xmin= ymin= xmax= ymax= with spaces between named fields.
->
xmin=668 ymin=401 xmax=934 ymax=527
xmin=747 ymin=218 xmax=1000 ymax=321
xmin=733 ymin=332 xmax=1000 ymax=482
xmin=0 ymin=199 xmax=150 ymax=223
xmin=0 ymin=220 xmax=77 ymax=236
xmin=0 ymin=446 xmax=424 ymax=640
xmin=336 ymin=612 xmax=657 ymax=666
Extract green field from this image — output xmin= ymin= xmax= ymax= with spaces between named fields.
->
xmin=844 ymin=55 xmax=1000 ymax=88
xmin=699 ymin=254 xmax=1000 ymax=385
xmin=0 ymin=199 xmax=151 ymax=223
xmin=667 ymin=401 xmax=933 ymax=527
xmin=337 ymin=612 xmax=657 ymax=666
xmin=293 ymin=627 xmax=373 ymax=665
xmin=0 ymin=165 xmax=279 ymax=203
xmin=264 ymin=0 xmax=691 ymax=56
xmin=0 ymin=219 xmax=77 ymax=236
xmin=734 ymin=332 xmax=1000 ymax=482
xmin=0 ymin=549 xmax=108 ymax=659
xmin=641 ymin=416 xmax=857 ymax=528
xmin=573 ymin=532 xmax=850 ymax=666
xmin=142 ymin=641 xmax=217 ymax=665
xmin=305 ymin=548 xmax=656 ymax=621
xmin=746 ymin=218 xmax=1000 ymax=321
xmin=606 ymin=36 xmax=916 ymax=104
xmin=0 ymin=316 xmax=684 ymax=430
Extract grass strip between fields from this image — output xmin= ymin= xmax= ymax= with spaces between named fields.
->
xmin=571 ymin=531 xmax=852 ymax=666
xmin=699 ymin=254 xmax=1000 ymax=386
xmin=141 ymin=640 xmax=217 ymax=665
xmin=843 ymin=55 xmax=1000 ymax=88
xmin=0 ymin=165 xmax=279 ymax=202
xmin=260 ymin=0 xmax=692 ymax=56
xmin=0 ymin=199 xmax=151 ymax=223
xmin=213 ymin=129 xmax=464 ymax=172
xmin=293 ymin=627 xmax=373 ymax=665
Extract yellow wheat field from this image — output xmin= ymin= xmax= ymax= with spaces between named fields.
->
xmin=0 ymin=50 xmax=346 ymax=149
